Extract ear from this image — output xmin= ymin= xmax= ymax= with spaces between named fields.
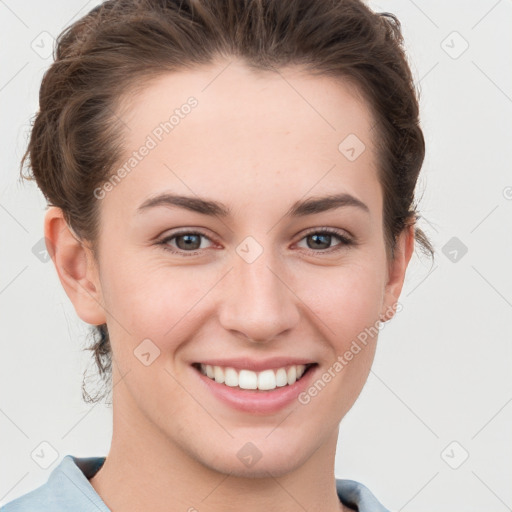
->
xmin=380 ymin=223 xmax=415 ymax=322
xmin=44 ymin=206 xmax=107 ymax=325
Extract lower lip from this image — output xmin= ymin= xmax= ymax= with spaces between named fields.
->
xmin=193 ymin=365 xmax=318 ymax=414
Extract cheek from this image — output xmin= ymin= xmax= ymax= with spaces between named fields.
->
xmin=299 ymin=261 xmax=385 ymax=348
xmin=293 ymin=264 xmax=385 ymax=422
xmin=100 ymin=254 xmax=214 ymax=349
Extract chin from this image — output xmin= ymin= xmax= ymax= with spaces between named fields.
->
xmin=185 ymin=433 xmax=315 ymax=479
xmin=201 ymin=451 xmax=307 ymax=479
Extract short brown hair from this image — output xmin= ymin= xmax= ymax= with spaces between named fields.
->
xmin=21 ymin=0 xmax=435 ymax=404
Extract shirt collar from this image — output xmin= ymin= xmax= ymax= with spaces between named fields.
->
xmin=50 ymin=455 xmax=391 ymax=512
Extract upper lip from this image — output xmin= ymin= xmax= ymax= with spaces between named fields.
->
xmin=194 ymin=357 xmax=316 ymax=372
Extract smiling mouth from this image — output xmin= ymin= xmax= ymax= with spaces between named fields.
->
xmin=192 ymin=362 xmax=317 ymax=391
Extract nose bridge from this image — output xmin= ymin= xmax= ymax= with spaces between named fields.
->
xmin=218 ymin=239 xmax=300 ymax=343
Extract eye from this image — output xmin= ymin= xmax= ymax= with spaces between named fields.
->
xmin=157 ymin=230 xmax=214 ymax=255
xmin=156 ymin=227 xmax=354 ymax=256
xmin=296 ymin=228 xmax=354 ymax=253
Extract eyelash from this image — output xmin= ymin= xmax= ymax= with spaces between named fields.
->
xmin=156 ymin=227 xmax=355 ymax=257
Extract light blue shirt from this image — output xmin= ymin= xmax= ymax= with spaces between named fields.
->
xmin=1 ymin=455 xmax=391 ymax=511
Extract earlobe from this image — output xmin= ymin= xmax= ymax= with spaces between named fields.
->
xmin=44 ymin=207 xmax=107 ymax=326
xmin=380 ymin=223 xmax=415 ymax=322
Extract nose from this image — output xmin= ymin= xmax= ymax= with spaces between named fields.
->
xmin=217 ymin=246 xmax=301 ymax=344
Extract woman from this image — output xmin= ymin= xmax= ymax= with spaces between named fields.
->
xmin=2 ymin=0 xmax=434 ymax=510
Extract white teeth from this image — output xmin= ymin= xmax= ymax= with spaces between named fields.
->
xmin=275 ymin=368 xmax=288 ymax=387
xmin=287 ymin=366 xmax=296 ymax=385
xmin=198 ymin=363 xmax=312 ymax=391
xmin=239 ymin=370 xmax=258 ymax=390
xmin=257 ymin=369 xmax=276 ymax=390
xmin=224 ymin=367 xmax=238 ymax=387
xmin=214 ymin=365 xmax=225 ymax=384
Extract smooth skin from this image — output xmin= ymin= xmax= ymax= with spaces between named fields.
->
xmin=45 ymin=59 xmax=414 ymax=512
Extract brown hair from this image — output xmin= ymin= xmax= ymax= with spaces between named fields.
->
xmin=20 ymin=0 xmax=435 ymax=404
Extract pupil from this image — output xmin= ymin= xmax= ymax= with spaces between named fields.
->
xmin=177 ymin=234 xmax=200 ymax=250
xmin=309 ymin=233 xmax=330 ymax=250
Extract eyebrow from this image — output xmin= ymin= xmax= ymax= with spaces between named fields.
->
xmin=136 ymin=192 xmax=370 ymax=217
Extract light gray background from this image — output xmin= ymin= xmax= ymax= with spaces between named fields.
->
xmin=1 ymin=1 xmax=511 ymax=510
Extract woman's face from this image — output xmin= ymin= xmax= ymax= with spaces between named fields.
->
xmin=72 ymin=60 xmax=412 ymax=477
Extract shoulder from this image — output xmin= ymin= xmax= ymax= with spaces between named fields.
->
xmin=0 ymin=455 xmax=108 ymax=512
xmin=336 ymin=478 xmax=393 ymax=512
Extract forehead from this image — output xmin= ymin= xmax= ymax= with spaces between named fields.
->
xmin=120 ymin=59 xmax=374 ymax=147
xmin=108 ymin=59 xmax=381 ymax=219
